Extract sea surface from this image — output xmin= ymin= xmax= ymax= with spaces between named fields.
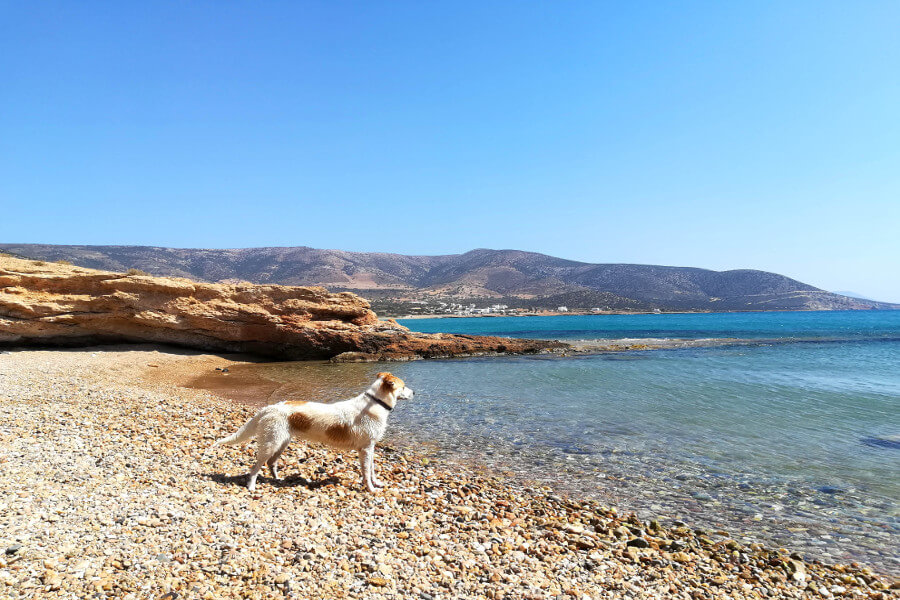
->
xmin=401 ymin=309 xmax=900 ymax=342
xmin=205 ymin=311 xmax=900 ymax=574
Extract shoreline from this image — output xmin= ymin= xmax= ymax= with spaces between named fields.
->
xmin=1 ymin=346 xmax=896 ymax=598
xmin=393 ymin=308 xmax=899 ymax=320
xmin=395 ymin=311 xmax=696 ymax=320
xmin=184 ymin=347 xmax=900 ymax=577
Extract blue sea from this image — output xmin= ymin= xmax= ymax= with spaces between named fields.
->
xmin=227 ymin=311 xmax=900 ymax=573
xmin=400 ymin=309 xmax=900 ymax=343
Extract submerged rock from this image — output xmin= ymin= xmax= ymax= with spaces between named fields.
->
xmin=861 ymin=436 xmax=900 ymax=450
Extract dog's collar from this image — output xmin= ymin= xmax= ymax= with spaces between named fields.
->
xmin=365 ymin=391 xmax=394 ymax=412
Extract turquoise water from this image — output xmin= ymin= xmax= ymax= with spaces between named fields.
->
xmin=400 ymin=310 xmax=900 ymax=342
xmin=389 ymin=311 xmax=899 ymax=572
xmin=238 ymin=311 xmax=899 ymax=573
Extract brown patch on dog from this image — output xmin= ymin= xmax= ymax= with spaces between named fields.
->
xmin=378 ymin=372 xmax=405 ymax=390
xmin=288 ymin=412 xmax=313 ymax=432
xmin=325 ymin=424 xmax=352 ymax=444
xmin=284 ymin=400 xmax=307 ymax=406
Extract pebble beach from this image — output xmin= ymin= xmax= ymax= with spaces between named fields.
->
xmin=0 ymin=346 xmax=896 ymax=600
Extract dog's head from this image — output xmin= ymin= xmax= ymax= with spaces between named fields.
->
xmin=376 ymin=372 xmax=414 ymax=401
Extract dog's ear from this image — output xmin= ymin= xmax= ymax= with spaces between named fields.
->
xmin=376 ymin=371 xmax=391 ymax=380
xmin=379 ymin=373 xmax=401 ymax=391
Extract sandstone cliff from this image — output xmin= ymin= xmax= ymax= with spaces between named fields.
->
xmin=0 ymin=256 xmax=562 ymax=360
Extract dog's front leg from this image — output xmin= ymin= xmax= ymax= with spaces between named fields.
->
xmin=358 ymin=446 xmax=378 ymax=493
xmin=367 ymin=444 xmax=385 ymax=489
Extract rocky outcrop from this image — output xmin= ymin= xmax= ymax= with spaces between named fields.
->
xmin=0 ymin=256 xmax=563 ymax=360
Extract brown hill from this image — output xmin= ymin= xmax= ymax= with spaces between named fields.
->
xmin=1 ymin=244 xmax=896 ymax=311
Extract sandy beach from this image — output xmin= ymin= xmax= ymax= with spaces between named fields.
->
xmin=0 ymin=346 xmax=895 ymax=599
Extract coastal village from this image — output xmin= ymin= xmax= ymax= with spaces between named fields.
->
xmin=387 ymin=299 xmax=663 ymax=318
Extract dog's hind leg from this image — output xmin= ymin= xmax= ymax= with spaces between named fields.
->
xmin=246 ymin=445 xmax=277 ymax=492
xmin=247 ymin=432 xmax=289 ymax=492
xmin=267 ymin=439 xmax=290 ymax=480
xmin=246 ymin=453 xmax=267 ymax=492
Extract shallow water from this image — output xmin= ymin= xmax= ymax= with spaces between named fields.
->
xmin=197 ymin=311 xmax=900 ymax=574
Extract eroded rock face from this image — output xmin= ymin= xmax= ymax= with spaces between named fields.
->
xmin=0 ymin=256 xmax=562 ymax=360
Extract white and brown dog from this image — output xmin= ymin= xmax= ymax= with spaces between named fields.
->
xmin=211 ymin=372 xmax=413 ymax=492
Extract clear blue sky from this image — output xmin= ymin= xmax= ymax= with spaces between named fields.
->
xmin=2 ymin=2 xmax=898 ymax=301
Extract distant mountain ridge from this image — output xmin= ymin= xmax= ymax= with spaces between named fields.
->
xmin=1 ymin=243 xmax=896 ymax=312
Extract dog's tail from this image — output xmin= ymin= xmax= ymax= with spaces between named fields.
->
xmin=211 ymin=413 xmax=262 ymax=449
